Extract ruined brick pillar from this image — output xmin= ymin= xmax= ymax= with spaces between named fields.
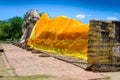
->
xmin=87 ymin=20 xmax=120 ymax=71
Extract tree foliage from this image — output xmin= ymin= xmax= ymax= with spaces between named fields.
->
xmin=0 ymin=20 xmax=10 ymax=40
xmin=0 ymin=16 xmax=23 ymax=41
xmin=0 ymin=11 xmax=46 ymax=41
xmin=8 ymin=16 xmax=23 ymax=40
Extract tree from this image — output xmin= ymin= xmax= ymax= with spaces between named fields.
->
xmin=7 ymin=16 xmax=23 ymax=40
xmin=0 ymin=20 xmax=11 ymax=40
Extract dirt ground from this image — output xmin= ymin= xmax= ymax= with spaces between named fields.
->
xmin=0 ymin=52 xmax=9 ymax=78
xmin=0 ymin=43 xmax=110 ymax=80
xmin=0 ymin=55 xmax=5 ymax=77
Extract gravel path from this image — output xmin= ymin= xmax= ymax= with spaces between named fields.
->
xmin=1 ymin=43 xmax=105 ymax=80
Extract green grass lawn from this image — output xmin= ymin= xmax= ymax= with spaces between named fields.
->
xmin=0 ymin=75 xmax=79 ymax=80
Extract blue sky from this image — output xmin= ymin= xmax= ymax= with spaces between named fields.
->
xmin=0 ymin=0 xmax=120 ymax=23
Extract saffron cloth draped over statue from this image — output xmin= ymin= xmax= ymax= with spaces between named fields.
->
xmin=27 ymin=13 xmax=89 ymax=60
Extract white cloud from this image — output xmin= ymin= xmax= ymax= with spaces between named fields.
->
xmin=76 ymin=14 xmax=86 ymax=19
xmin=107 ymin=17 xmax=118 ymax=20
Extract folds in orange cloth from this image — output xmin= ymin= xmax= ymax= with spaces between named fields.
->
xmin=27 ymin=13 xmax=89 ymax=60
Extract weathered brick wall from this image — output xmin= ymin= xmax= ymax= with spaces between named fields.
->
xmin=88 ymin=20 xmax=120 ymax=67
